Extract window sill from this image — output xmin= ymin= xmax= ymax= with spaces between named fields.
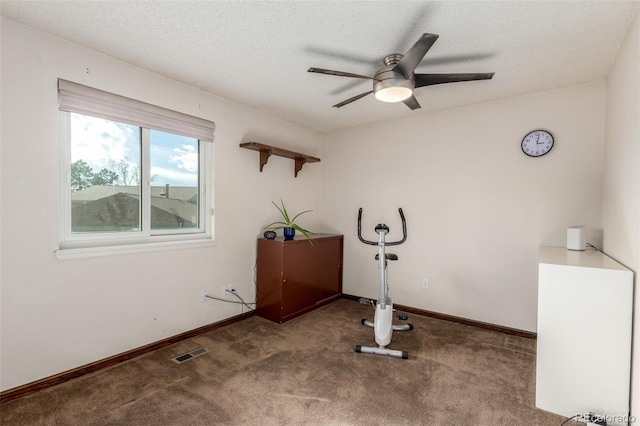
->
xmin=55 ymin=238 xmax=217 ymax=260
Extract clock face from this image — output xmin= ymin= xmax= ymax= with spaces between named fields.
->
xmin=521 ymin=130 xmax=554 ymax=157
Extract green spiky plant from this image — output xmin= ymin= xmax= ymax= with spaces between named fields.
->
xmin=265 ymin=199 xmax=313 ymax=244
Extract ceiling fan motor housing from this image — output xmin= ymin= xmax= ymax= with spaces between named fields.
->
xmin=373 ymin=55 xmax=415 ymax=102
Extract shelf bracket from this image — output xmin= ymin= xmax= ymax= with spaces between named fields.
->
xmin=259 ymin=149 xmax=272 ymax=172
xmin=294 ymin=157 xmax=307 ymax=178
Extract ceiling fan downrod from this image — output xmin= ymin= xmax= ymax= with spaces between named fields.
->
xmin=382 ymin=54 xmax=404 ymax=66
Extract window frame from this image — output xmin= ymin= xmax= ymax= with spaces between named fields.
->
xmin=56 ymin=80 xmax=215 ymax=257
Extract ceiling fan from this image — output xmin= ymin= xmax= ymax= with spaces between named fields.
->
xmin=308 ymin=33 xmax=494 ymax=110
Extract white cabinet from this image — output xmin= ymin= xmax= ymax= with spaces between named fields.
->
xmin=536 ymin=246 xmax=633 ymax=424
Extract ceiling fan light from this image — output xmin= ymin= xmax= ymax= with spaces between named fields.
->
xmin=373 ymin=79 xmax=414 ymax=103
xmin=375 ymin=86 xmax=413 ymax=103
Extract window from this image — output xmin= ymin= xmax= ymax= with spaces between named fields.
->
xmin=58 ymin=79 xmax=214 ymax=253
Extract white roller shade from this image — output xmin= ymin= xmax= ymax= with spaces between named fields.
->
xmin=58 ymin=79 xmax=215 ymax=142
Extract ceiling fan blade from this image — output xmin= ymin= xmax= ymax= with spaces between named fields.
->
xmin=422 ymin=52 xmax=495 ymax=67
xmin=393 ymin=5 xmax=433 ymax=53
xmin=393 ymin=33 xmax=439 ymax=79
xmin=308 ymin=67 xmax=372 ymax=80
xmin=304 ymin=46 xmax=379 ymax=67
xmin=415 ymin=72 xmax=495 ymax=88
xmin=402 ymin=95 xmax=421 ymax=110
xmin=330 ymin=79 xmax=368 ymax=96
xmin=333 ymin=91 xmax=373 ymax=108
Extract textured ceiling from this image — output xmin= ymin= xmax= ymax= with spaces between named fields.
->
xmin=1 ymin=1 xmax=639 ymax=132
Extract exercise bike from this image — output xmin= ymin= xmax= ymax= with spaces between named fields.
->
xmin=355 ymin=207 xmax=413 ymax=359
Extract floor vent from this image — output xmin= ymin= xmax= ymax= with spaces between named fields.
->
xmin=171 ymin=347 xmax=209 ymax=364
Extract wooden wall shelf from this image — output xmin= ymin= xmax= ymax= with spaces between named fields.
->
xmin=240 ymin=142 xmax=320 ymax=177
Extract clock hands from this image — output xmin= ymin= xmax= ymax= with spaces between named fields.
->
xmin=521 ymin=130 xmax=554 ymax=157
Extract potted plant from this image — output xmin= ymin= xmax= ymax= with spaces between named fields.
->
xmin=265 ymin=199 xmax=313 ymax=243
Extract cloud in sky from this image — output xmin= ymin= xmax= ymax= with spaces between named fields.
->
xmin=152 ymin=134 xmax=198 ymax=186
xmin=71 ymin=113 xmax=199 ymax=187
xmin=71 ymin=113 xmax=138 ymax=170
xmin=170 ymin=144 xmax=198 ymax=173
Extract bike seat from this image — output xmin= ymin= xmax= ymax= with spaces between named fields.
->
xmin=375 ymin=253 xmax=398 ymax=261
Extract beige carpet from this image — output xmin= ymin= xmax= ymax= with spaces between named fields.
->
xmin=1 ymin=299 xmax=568 ymax=425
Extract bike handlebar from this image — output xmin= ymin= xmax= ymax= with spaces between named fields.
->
xmin=357 ymin=207 xmax=407 ymax=246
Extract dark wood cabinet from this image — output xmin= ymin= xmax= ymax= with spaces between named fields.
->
xmin=256 ymin=234 xmax=343 ymax=323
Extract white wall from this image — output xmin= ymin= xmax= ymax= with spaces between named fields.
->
xmin=321 ymin=81 xmax=606 ymax=333
xmin=0 ymin=19 xmax=323 ymax=391
xmin=603 ymin=11 xmax=640 ymax=420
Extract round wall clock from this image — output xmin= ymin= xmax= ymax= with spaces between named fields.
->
xmin=521 ymin=130 xmax=554 ymax=157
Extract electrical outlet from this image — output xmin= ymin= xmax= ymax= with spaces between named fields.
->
xmin=223 ymin=283 xmax=236 ymax=296
xmin=202 ymin=290 xmax=208 ymax=302
xmin=422 ymin=278 xmax=429 ymax=289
